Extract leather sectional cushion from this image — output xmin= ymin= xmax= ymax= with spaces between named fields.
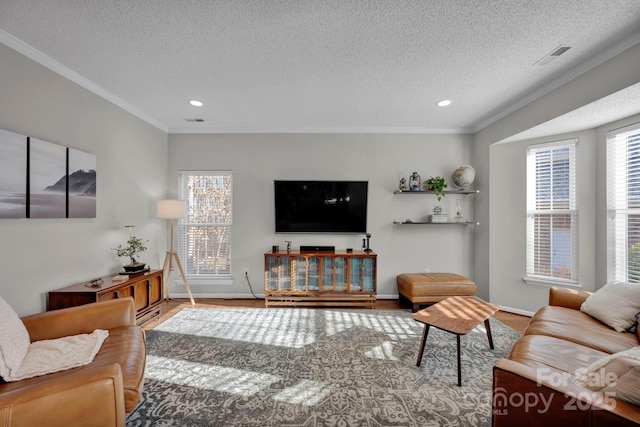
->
xmin=525 ymin=305 xmax=639 ymax=354
xmin=508 ymin=334 xmax=608 ymax=375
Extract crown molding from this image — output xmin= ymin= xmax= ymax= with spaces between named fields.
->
xmin=5 ymin=24 xmax=637 ymax=137
xmin=0 ymin=29 xmax=471 ymax=137
xmin=0 ymin=29 xmax=168 ymax=133
xmin=167 ymin=125 xmax=473 ymax=135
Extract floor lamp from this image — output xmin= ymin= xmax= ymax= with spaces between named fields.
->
xmin=157 ymin=200 xmax=195 ymax=306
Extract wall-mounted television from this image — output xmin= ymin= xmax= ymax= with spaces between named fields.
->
xmin=274 ymin=180 xmax=368 ymax=234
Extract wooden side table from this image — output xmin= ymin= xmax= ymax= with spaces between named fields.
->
xmin=413 ymin=296 xmax=499 ymax=386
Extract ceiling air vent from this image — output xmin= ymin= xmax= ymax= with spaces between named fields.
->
xmin=185 ymin=118 xmax=205 ymax=122
xmin=534 ymin=45 xmax=571 ymax=66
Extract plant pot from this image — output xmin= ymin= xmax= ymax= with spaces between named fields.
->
xmin=123 ymin=263 xmax=146 ymax=273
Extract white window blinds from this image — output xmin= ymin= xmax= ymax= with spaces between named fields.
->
xmin=607 ymin=123 xmax=640 ymax=283
xmin=526 ymin=139 xmax=578 ymax=284
xmin=178 ymin=171 xmax=232 ymax=277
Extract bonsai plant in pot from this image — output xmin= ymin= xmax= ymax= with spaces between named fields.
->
xmin=113 ymin=234 xmax=148 ymax=273
xmin=424 ymin=176 xmax=448 ymax=201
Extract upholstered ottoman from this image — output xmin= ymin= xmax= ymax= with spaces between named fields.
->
xmin=397 ymin=272 xmax=477 ymax=312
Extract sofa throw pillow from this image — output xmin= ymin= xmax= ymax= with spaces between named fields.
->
xmin=630 ymin=312 xmax=640 ymax=334
xmin=574 ymin=347 xmax=640 ymax=406
xmin=0 ymin=296 xmax=31 ymax=380
xmin=580 ymin=282 xmax=640 ymax=332
xmin=3 ymin=329 xmax=109 ymax=382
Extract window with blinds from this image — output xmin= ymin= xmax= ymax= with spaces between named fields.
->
xmin=526 ymin=139 xmax=578 ymax=285
xmin=178 ymin=171 xmax=232 ymax=278
xmin=607 ymin=123 xmax=640 ymax=283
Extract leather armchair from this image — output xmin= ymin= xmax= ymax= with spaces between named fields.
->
xmin=0 ymin=298 xmax=146 ymax=427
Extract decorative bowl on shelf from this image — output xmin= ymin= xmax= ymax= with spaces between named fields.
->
xmin=451 ymin=165 xmax=476 ymax=189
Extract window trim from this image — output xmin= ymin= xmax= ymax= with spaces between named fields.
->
xmin=606 ymin=122 xmax=640 ymax=283
xmin=177 ymin=170 xmax=233 ymax=286
xmin=524 ymin=138 xmax=579 ymax=287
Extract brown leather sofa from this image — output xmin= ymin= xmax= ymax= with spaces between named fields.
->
xmin=493 ymin=287 xmax=640 ymax=426
xmin=0 ymin=298 xmax=146 ymax=427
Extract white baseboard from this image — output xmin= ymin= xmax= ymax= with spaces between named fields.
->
xmin=497 ymin=305 xmax=535 ymax=317
xmin=170 ymin=293 xmax=401 ymax=300
xmin=374 ymin=294 xmax=399 ymax=300
xmin=170 ymin=293 xmax=534 ymax=317
xmin=170 ymin=293 xmax=262 ymax=299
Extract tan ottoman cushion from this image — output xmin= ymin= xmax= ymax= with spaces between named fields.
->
xmin=397 ymin=273 xmax=476 ymax=310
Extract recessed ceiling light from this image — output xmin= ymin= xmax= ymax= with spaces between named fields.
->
xmin=189 ymin=100 xmax=203 ymax=107
xmin=436 ymin=100 xmax=452 ymax=107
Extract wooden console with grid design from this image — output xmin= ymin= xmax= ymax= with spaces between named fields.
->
xmin=264 ymin=250 xmax=376 ymax=307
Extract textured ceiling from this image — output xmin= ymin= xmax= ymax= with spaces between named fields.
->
xmin=0 ymin=0 xmax=639 ymax=134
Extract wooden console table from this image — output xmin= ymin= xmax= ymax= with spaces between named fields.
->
xmin=264 ymin=250 xmax=377 ymax=308
xmin=47 ymin=269 xmax=163 ymax=325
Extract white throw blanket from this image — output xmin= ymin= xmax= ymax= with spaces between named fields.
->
xmin=4 ymin=329 xmax=109 ymax=382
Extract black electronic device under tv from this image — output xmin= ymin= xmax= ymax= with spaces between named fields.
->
xmin=274 ymin=180 xmax=368 ymax=233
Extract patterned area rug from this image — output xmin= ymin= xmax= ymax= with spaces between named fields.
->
xmin=127 ymin=308 xmax=521 ymax=426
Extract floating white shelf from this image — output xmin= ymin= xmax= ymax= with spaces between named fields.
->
xmin=393 ymin=189 xmax=479 ymax=195
xmin=393 ymin=220 xmax=479 ymax=226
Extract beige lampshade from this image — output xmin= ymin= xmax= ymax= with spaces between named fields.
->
xmin=157 ymin=199 xmax=186 ymax=219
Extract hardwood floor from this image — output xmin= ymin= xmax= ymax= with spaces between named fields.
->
xmin=493 ymin=310 xmax=531 ymax=334
xmin=143 ymin=298 xmax=531 ymax=334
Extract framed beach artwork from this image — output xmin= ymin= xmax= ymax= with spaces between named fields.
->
xmin=29 ymin=137 xmax=67 ymax=218
xmin=68 ymin=148 xmax=97 ymax=218
xmin=0 ymin=127 xmax=96 ymax=219
xmin=0 ymin=128 xmax=27 ymax=218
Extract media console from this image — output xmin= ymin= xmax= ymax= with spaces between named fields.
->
xmin=264 ymin=249 xmax=377 ymax=308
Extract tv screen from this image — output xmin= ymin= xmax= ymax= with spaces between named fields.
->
xmin=275 ymin=180 xmax=368 ymax=233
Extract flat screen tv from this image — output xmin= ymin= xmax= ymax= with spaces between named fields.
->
xmin=275 ymin=180 xmax=368 ymax=233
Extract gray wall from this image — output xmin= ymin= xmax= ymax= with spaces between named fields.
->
xmin=0 ymin=43 xmax=168 ymax=316
xmin=489 ymin=130 xmax=596 ymax=312
xmin=473 ymin=42 xmax=640 ymax=313
xmin=167 ymin=133 xmax=475 ymax=299
xmin=2 ymin=36 xmax=639 ymax=316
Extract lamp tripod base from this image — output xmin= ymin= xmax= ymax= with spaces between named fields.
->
xmin=162 ymin=251 xmax=195 ymax=306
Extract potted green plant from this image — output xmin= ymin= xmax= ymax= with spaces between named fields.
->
xmin=113 ymin=235 xmax=148 ymax=272
xmin=424 ymin=176 xmax=448 ymax=201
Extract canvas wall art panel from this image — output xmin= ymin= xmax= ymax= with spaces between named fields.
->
xmin=0 ymin=128 xmax=27 ymax=218
xmin=68 ymin=148 xmax=96 ymax=218
xmin=29 ymin=137 xmax=67 ymax=218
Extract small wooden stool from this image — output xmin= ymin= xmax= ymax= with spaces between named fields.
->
xmin=397 ymin=273 xmax=477 ymax=312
